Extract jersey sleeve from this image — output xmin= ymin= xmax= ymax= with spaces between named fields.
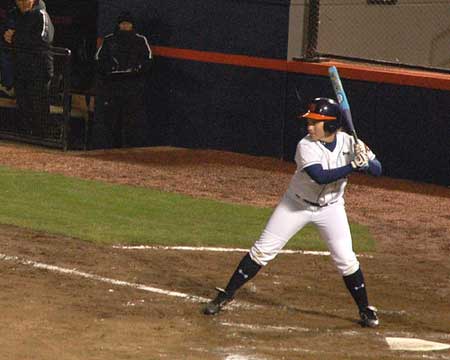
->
xmin=295 ymin=140 xmax=322 ymax=170
xmin=305 ymin=163 xmax=353 ymax=184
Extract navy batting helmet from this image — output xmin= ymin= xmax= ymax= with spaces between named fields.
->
xmin=300 ymin=97 xmax=341 ymax=133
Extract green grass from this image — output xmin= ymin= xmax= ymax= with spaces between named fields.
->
xmin=0 ymin=166 xmax=375 ymax=252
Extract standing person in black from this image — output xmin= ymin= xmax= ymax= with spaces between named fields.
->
xmin=3 ymin=0 xmax=54 ymax=136
xmin=0 ymin=2 xmax=17 ymax=97
xmin=95 ymin=11 xmax=152 ymax=148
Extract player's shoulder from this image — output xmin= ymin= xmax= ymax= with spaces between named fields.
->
xmin=297 ymin=135 xmax=321 ymax=155
xmin=336 ymin=131 xmax=353 ymax=146
xmin=298 ymin=134 xmax=315 ymax=146
xmin=337 ymin=130 xmax=352 ymax=140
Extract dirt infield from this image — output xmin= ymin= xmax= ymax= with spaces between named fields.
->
xmin=0 ymin=142 xmax=449 ymax=359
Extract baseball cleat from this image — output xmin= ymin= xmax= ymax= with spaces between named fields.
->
xmin=359 ymin=305 xmax=379 ymax=328
xmin=203 ymin=287 xmax=233 ymax=315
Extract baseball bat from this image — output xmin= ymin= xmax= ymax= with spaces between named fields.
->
xmin=328 ymin=66 xmax=358 ymax=142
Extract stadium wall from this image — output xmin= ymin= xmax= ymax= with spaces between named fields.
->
xmin=93 ymin=0 xmax=449 ymax=186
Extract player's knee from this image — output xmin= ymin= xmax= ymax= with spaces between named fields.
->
xmin=338 ymin=258 xmax=360 ymax=277
xmin=250 ymin=229 xmax=286 ymax=266
xmin=249 ymin=246 xmax=273 ymax=267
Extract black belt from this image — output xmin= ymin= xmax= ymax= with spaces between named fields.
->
xmin=295 ymin=194 xmax=335 ymax=207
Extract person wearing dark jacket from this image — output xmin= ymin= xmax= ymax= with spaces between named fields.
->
xmin=3 ymin=0 xmax=54 ymax=136
xmin=0 ymin=4 xmax=17 ymax=96
xmin=95 ymin=11 xmax=152 ymax=148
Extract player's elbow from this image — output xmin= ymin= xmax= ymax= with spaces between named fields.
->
xmin=368 ymin=159 xmax=382 ymax=177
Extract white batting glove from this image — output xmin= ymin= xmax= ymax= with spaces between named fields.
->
xmin=354 ymin=139 xmax=367 ymax=157
xmin=351 ymin=152 xmax=369 ymax=170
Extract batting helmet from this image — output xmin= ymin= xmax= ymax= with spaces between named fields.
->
xmin=300 ymin=97 xmax=341 ymax=133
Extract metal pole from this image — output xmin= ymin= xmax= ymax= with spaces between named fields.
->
xmin=304 ymin=0 xmax=321 ymax=62
xmin=61 ymin=48 xmax=72 ymax=151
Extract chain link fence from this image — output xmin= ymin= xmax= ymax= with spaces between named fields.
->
xmin=303 ymin=0 xmax=450 ymax=72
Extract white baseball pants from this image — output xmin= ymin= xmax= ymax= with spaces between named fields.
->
xmin=249 ymin=191 xmax=360 ymax=276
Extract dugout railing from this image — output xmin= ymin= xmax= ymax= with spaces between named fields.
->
xmin=0 ymin=46 xmax=91 ymax=150
xmin=300 ymin=0 xmax=450 ymax=73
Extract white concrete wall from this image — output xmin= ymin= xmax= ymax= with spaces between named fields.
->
xmin=288 ymin=0 xmax=450 ymax=69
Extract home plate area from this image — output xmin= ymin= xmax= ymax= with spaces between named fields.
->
xmin=2 ymin=249 xmax=450 ymax=359
xmin=385 ymin=337 xmax=450 ymax=352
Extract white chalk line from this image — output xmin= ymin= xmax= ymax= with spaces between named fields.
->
xmin=219 ymin=345 xmax=320 ymax=356
xmin=0 ymin=253 xmax=210 ymax=303
xmin=113 ymin=245 xmax=372 ymax=258
xmin=220 ymin=321 xmax=312 ymax=333
xmin=0 ymin=253 xmax=260 ymax=310
xmin=221 ymin=321 xmax=363 ymax=338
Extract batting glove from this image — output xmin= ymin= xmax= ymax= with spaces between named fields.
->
xmin=354 ymin=139 xmax=368 ymax=157
xmin=351 ymin=152 xmax=369 ymax=170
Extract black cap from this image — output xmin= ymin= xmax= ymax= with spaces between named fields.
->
xmin=117 ymin=11 xmax=135 ymax=25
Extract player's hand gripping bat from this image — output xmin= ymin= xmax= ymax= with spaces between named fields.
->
xmin=328 ymin=66 xmax=358 ymax=143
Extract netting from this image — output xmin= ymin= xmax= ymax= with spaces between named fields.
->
xmin=303 ymin=0 xmax=450 ymax=71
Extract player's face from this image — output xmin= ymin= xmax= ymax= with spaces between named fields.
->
xmin=306 ymin=118 xmax=326 ymax=140
xmin=306 ymin=118 xmax=336 ymax=142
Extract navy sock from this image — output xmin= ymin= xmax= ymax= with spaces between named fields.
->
xmin=224 ymin=253 xmax=261 ymax=297
xmin=343 ymin=268 xmax=369 ymax=312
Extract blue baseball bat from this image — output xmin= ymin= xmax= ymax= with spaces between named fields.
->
xmin=328 ymin=66 xmax=358 ymax=142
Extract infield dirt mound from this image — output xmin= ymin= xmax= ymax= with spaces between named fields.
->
xmin=0 ymin=142 xmax=449 ymax=359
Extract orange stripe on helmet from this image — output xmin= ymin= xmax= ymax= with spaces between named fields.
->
xmin=299 ymin=111 xmax=337 ymax=121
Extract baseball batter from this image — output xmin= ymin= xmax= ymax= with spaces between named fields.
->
xmin=203 ymin=97 xmax=382 ymax=328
